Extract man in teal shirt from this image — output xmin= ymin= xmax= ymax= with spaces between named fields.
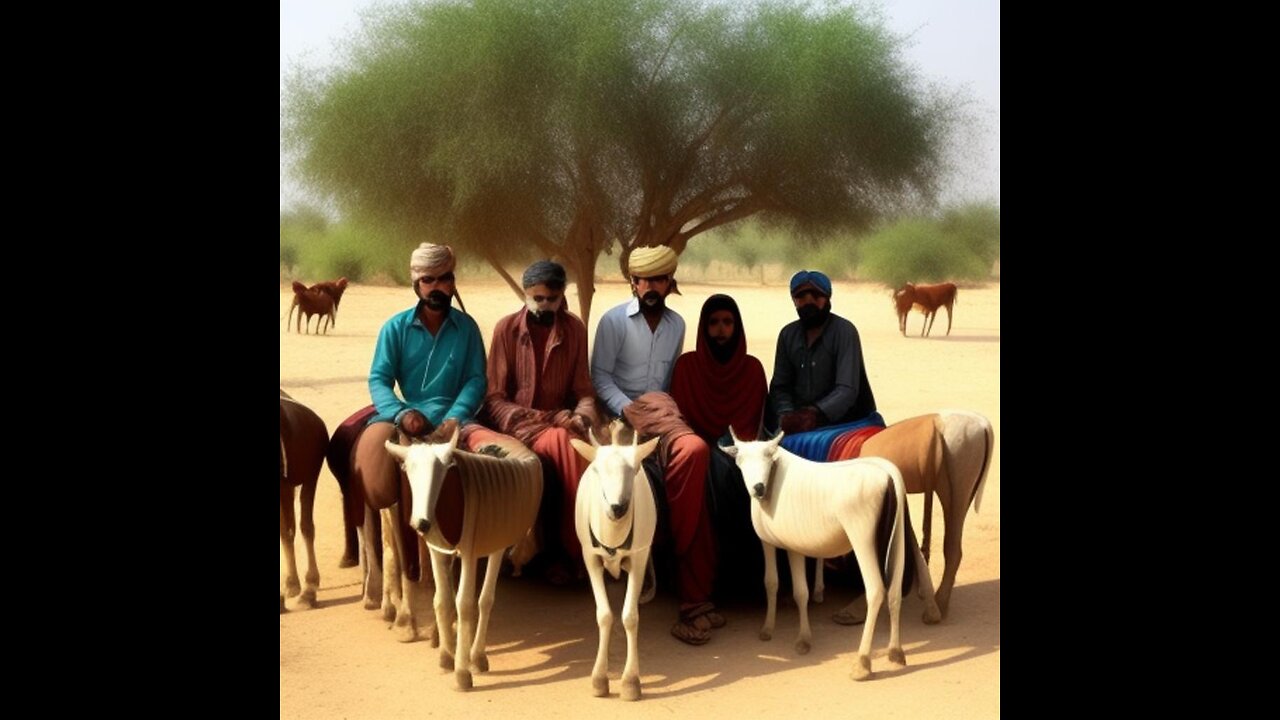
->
xmin=368 ymin=242 xmax=487 ymax=440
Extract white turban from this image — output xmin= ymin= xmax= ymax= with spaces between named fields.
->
xmin=410 ymin=243 xmax=456 ymax=281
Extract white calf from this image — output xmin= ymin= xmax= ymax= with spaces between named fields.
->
xmin=570 ymin=430 xmax=660 ymax=701
xmin=722 ymin=431 xmax=931 ymax=680
xmin=385 ymin=428 xmax=543 ymax=691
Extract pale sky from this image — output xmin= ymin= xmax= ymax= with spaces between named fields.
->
xmin=280 ymin=0 xmax=999 ymax=211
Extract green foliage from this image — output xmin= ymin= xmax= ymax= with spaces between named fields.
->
xmin=857 ymin=212 xmax=992 ymax=288
xmin=283 ymin=0 xmax=955 ymax=321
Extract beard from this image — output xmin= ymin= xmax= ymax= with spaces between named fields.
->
xmin=424 ymin=290 xmax=452 ymax=312
xmin=797 ymin=304 xmax=831 ymax=329
xmin=526 ymin=309 xmax=556 ymax=326
xmin=525 ymin=297 xmax=561 ymax=326
xmin=639 ymin=291 xmax=664 ymax=309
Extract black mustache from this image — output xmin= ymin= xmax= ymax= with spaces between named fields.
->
xmin=642 ymin=291 xmax=661 ymax=303
xmin=427 ymin=291 xmax=451 ymax=304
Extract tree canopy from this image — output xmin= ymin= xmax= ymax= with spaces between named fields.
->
xmin=283 ymin=0 xmax=951 ymax=323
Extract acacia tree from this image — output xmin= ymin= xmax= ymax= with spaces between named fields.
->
xmin=284 ymin=0 xmax=949 ymax=324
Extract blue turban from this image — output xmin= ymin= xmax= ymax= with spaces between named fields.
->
xmin=789 ymin=270 xmax=833 ymax=298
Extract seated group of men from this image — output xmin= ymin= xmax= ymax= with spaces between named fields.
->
xmin=348 ymin=242 xmax=882 ymax=646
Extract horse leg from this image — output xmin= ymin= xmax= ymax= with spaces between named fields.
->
xmin=356 ymin=505 xmax=384 ymax=611
xmin=383 ymin=505 xmax=421 ymax=642
xmin=619 ymin=548 xmax=648 ymax=701
xmin=935 ymin=478 xmax=965 ymax=617
xmin=813 ymin=556 xmax=824 ymax=604
xmin=453 ymin=553 xmax=478 ymax=690
xmin=847 ymin=531 xmax=885 ymax=681
xmin=884 ymin=503 xmax=907 ymax=667
xmin=470 ymin=550 xmax=504 ymax=673
xmin=297 ymin=476 xmax=320 ymax=608
xmin=945 ymin=302 xmax=954 ymax=336
xmin=788 ymin=550 xmax=812 ymax=655
xmin=429 ymin=547 xmax=457 ymax=671
xmin=760 ymin=542 xmax=778 ymax=641
xmin=280 ymin=483 xmax=301 ymax=599
xmin=416 ymin=539 xmax=439 ymax=648
xmin=584 ymin=553 xmax=612 ymax=697
xmin=911 ymin=528 xmax=942 ymax=624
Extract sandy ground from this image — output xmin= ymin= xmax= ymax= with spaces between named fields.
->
xmin=280 ymin=278 xmax=1000 ymax=718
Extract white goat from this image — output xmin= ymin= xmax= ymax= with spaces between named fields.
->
xmin=569 ymin=428 xmax=660 ymax=701
xmin=722 ymin=430 xmax=933 ymax=680
xmin=385 ymin=428 xmax=543 ymax=691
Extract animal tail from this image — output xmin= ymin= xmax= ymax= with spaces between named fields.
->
xmin=878 ymin=460 xmax=906 ymax=588
xmin=971 ymin=417 xmax=995 ymax=514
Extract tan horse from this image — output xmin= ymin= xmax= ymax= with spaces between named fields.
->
xmin=826 ymin=410 xmax=994 ymax=622
xmin=279 ymin=390 xmax=328 ymax=610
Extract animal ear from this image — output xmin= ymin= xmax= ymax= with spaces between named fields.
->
xmin=609 ymin=420 xmax=624 ymax=446
xmin=719 ymin=444 xmax=738 ymax=458
xmin=768 ymin=431 xmax=785 ymax=450
xmin=728 ymin=424 xmax=741 ymax=444
xmin=570 ymin=438 xmax=597 ymax=463
xmin=384 ymin=441 xmax=409 ymax=461
xmin=635 ymin=436 xmax=660 ymax=462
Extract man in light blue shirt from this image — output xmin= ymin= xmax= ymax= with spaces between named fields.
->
xmin=589 ymin=246 xmax=724 ymax=646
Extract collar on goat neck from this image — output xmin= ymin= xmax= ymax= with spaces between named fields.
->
xmin=589 ymin=515 xmax=635 ymax=557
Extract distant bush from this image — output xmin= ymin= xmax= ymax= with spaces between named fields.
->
xmin=857 ymin=217 xmax=989 ymax=288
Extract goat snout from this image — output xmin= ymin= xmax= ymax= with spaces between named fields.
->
xmin=752 ymin=483 xmax=765 ymax=498
xmin=609 ymin=501 xmax=629 ymax=518
xmin=415 ymin=518 xmax=431 ymax=535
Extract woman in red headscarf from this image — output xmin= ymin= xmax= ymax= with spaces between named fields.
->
xmin=669 ymin=294 xmax=768 ymax=444
xmin=669 ymin=294 xmax=769 ymax=600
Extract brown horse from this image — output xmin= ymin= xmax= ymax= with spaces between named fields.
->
xmin=287 ymin=281 xmax=336 ymax=335
xmin=280 ymin=390 xmax=329 ymax=610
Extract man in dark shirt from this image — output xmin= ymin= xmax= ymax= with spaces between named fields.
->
xmin=769 ymin=269 xmax=877 ymax=435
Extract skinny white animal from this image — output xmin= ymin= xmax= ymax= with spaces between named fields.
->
xmin=722 ymin=430 xmax=938 ymax=681
xmin=570 ymin=426 xmax=660 ymax=701
xmin=384 ymin=428 xmax=543 ymax=691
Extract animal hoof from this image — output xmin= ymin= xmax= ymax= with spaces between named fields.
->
xmin=592 ymin=676 xmax=609 ymax=697
xmin=380 ymin=601 xmax=396 ymax=621
xmin=621 ymin=678 xmax=641 ymax=701
xmin=922 ymin=604 xmax=942 ymax=625
xmin=455 ymin=670 xmax=473 ymax=691
xmin=759 ymin=629 xmax=773 ymax=641
xmin=440 ymin=652 xmax=455 ymax=671
xmin=813 ymin=592 xmax=824 ymax=604
xmin=285 ymin=581 xmax=302 ymax=598
xmin=395 ymin=622 xmax=418 ymax=643
xmin=338 ymin=555 xmax=359 ymax=569
xmin=795 ymin=640 xmax=811 ymax=655
xmin=888 ymin=648 xmax=907 ymax=667
xmin=850 ymin=655 xmax=872 ymax=681
xmin=474 ymin=654 xmax=489 ymax=673
xmin=363 ymin=596 xmax=381 ymax=611
xmin=297 ymin=589 xmax=317 ymax=608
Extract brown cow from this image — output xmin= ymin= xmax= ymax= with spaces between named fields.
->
xmin=287 ymin=281 xmax=336 ymax=335
xmin=893 ymin=282 xmax=958 ymax=337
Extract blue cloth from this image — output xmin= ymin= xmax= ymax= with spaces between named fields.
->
xmin=368 ymin=303 xmax=488 ymax=426
xmin=779 ymin=412 xmax=886 ymax=462
xmin=789 ymin=269 xmax=833 ymax=297
xmin=590 ymin=297 xmax=686 ymax=416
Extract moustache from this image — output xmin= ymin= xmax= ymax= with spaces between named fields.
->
xmin=641 ymin=291 xmax=662 ymax=306
xmin=425 ymin=290 xmax=452 ymax=310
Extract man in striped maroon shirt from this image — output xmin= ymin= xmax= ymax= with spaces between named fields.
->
xmin=466 ymin=260 xmax=603 ymax=584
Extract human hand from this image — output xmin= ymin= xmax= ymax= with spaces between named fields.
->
xmin=568 ymin=413 xmax=592 ymax=441
xmin=778 ymin=408 xmax=819 ymax=435
xmin=397 ymin=410 xmax=430 ymax=438
xmin=427 ymin=417 xmax=460 ymax=444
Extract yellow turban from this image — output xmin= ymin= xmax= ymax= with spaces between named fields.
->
xmin=410 ymin=243 xmax=456 ymax=281
xmin=628 ymin=245 xmax=679 ymax=277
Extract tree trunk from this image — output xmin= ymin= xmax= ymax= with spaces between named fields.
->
xmin=481 ymin=248 xmax=525 ymax=302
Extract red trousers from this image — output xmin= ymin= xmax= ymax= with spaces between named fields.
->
xmin=663 ymin=434 xmax=716 ymax=605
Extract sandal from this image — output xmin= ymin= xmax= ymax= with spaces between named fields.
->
xmin=680 ymin=602 xmax=727 ymax=631
xmin=670 ymin=618 xmax=711 ymax=645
